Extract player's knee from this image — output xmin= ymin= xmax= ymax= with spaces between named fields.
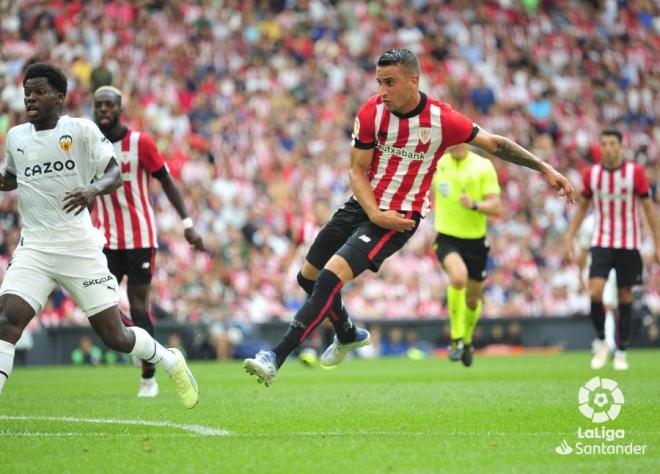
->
xmin=300 ymin=260 xmax=321 ymax=281
xmin=466 ymin=297 xmax=480 ymax=310
xmin=618 ymin=289 xmax=633 ymax=304
xmin=325 ymin=255 xmax=355 ymax=282
xmin=589 ymin=288 xmax=604 ymax=302
xmin=0 ymin=301 xmax=32 ymax=343
xmin=449 ymin=273 xmax=468 ymax=289
xmin=0 ymin=313 xmax=23 ymax=344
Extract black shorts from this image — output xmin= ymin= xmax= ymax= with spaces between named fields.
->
xmin=306 ymin=198 xmax=421 ymax=275
xmin=589 ymin=247 xmax=643 ymax=288
xmin=434 ymin=233 xmax=489 ymax=282
xmin=104 ymin=248 xmax=155 ymax=286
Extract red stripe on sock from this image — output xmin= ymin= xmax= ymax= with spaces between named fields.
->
xmin=300 ymin=282 xmax=343 ymax=342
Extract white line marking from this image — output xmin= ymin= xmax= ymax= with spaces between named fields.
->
xmin=0 ymin=431 xmax=205 ymax=438
xmin=0 ymin=415 xmax=230 ymax=436
xmin=3 ymin=419 xmax=656 ymax=439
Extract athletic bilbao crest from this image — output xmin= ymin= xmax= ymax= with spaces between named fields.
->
xmin=418 ymin=127 xmax=431 ymax=144
xmin=59 ymin=134 xmax=73 ymax=152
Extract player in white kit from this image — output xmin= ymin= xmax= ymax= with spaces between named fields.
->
xmin=0 ymin=63 xmax=198 ymax=407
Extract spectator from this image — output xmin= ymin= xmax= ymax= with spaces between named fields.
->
xmin=71 ymin=336 xmax=103 ymax=366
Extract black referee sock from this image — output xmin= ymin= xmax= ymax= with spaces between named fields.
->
xmin=273 ymin=270 xmax=344 ymax=367
xmin=616 ymin=303 xmax=632 ymax=351
xmin=297 ymin=272 xmax=357 ymax=344
xmin=590 ymin=301 xmax=606 ymax=340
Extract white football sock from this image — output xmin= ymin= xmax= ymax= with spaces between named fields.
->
xmin=0 ymin=340 xmax=16 ymax=394
xmin=128 ymin=327 xmax=178 ymax=372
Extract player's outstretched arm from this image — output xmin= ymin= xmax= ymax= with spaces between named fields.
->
xmin=0 ymin=171 xmax=17 ymax=192
xmin=562 ymin=195 xmax=591 ymax=262
xmin=63 ymin=158 xmax=121 ymax=215
xmin=469 ymin=129 xmax=576 ymax=203
xmin=349 ymin=146 xmax=415 ymax=232
xmin=155 ymin=171 xmax=204 ymax=251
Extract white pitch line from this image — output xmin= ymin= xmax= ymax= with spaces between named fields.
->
xmin=0 ymin=415 xmax=231 ymax=436
xmin=0 ymin=431 xmax=205 ymax=438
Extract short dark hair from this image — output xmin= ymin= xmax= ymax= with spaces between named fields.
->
xmin=377 ymin=48 xmax=419 ymax=75
xmin=601 ymin=128 xmax=623 ymax=143
xmin=23 ymin=62 xmax=67 ymax=96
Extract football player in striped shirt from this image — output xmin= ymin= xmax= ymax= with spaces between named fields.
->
xmin=93 ymin=86 xmax=203 ymax=397
xmin=244 ymin=48 xmax=575 ymax=386
xmin=564 ymin=128 xmax=660 ymax=370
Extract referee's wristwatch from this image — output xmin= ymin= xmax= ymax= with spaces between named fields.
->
xmin=471 ymin=201 xmax=479 ymax=211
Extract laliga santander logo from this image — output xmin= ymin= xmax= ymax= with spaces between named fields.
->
xmin=578 ymin=376 xmax=624 ymax=423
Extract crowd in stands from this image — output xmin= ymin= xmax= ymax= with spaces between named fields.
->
xmin=0 ymin=1 xmax=658 ymax=335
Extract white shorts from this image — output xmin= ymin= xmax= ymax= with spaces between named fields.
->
xmin=0 ymin=245 xmax=119 ymax=317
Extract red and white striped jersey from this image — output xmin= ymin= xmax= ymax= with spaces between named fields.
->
xmin=352 ymin=93 xmax=477 ymax=216
xmin=94 ymin=128 xmax=165 ymax=249
xmin=582 ymin=161 xmax=650 ymax=249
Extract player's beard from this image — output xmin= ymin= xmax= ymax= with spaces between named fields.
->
xmin=97 ymin=116 xmax=120 ymax=135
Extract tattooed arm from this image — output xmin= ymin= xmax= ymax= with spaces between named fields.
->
xmin=469 ymin=129 xmax=576 ymax=203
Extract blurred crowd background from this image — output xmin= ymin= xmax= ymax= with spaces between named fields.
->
xmin=1 ymin=1 xmax=658 ymax=341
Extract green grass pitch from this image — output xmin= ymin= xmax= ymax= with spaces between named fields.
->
xmin=1 ymin=350 xmax=658 ymax=473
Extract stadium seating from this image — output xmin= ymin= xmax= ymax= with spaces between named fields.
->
xmin=0 ymin=1 xmax=657 ymax=328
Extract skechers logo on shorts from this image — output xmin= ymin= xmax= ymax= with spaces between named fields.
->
xmin=24 ymin=160 xmax=76 ymax=177
xmin=83 ymin=275 xmax=114 ymax=288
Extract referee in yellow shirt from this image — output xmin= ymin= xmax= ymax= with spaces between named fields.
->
xmin=432 ymin=143 xmax=502 ymax=366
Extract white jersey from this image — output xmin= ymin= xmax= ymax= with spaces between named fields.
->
xmin=4 ymin=115 xmax=115 ymax=250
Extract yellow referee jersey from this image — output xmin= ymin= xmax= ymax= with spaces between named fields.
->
xmin=433 ymin=150 xmax=500 ymax=239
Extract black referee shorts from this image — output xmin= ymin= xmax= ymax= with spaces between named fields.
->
xmin=589 ymin=247 xmax=643 ymax=288
xmin=306 ymin=198 xmax=421 ymax=276
xmin=104 ymin=248 xmax=155 ymax=286
xmin=434 ymin=233 xmax=489 ymax=282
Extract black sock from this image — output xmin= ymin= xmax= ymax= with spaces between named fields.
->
xmin=590 ymin=301 xmax=605 ymax=340
xmin=273 ymin=270 xmax=344 ymax=367
xmin=297 ymin=272 xmax=356 ymax=344
xmin=616 ymin=303 xmax=632 ymax=351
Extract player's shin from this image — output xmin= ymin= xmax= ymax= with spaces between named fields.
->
xmin=447 ymin=286 xmax=466 ymax=340
xmin=128 ymin=326 xmax=178 ymax=372
xmin=590 ymin=301 xmax=606 ymax=340
xmin=0 ymin=340 xmax=15 ymax=394
xmin=274 ymin=269 xmax=344 ymax=366
xmin=464 ymin=300 xmax=482 ymax=345
xmin=297 ymin=272 xmax=356 ymax=343
xmin=616 ymin=303 xmax=632 ymax=350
